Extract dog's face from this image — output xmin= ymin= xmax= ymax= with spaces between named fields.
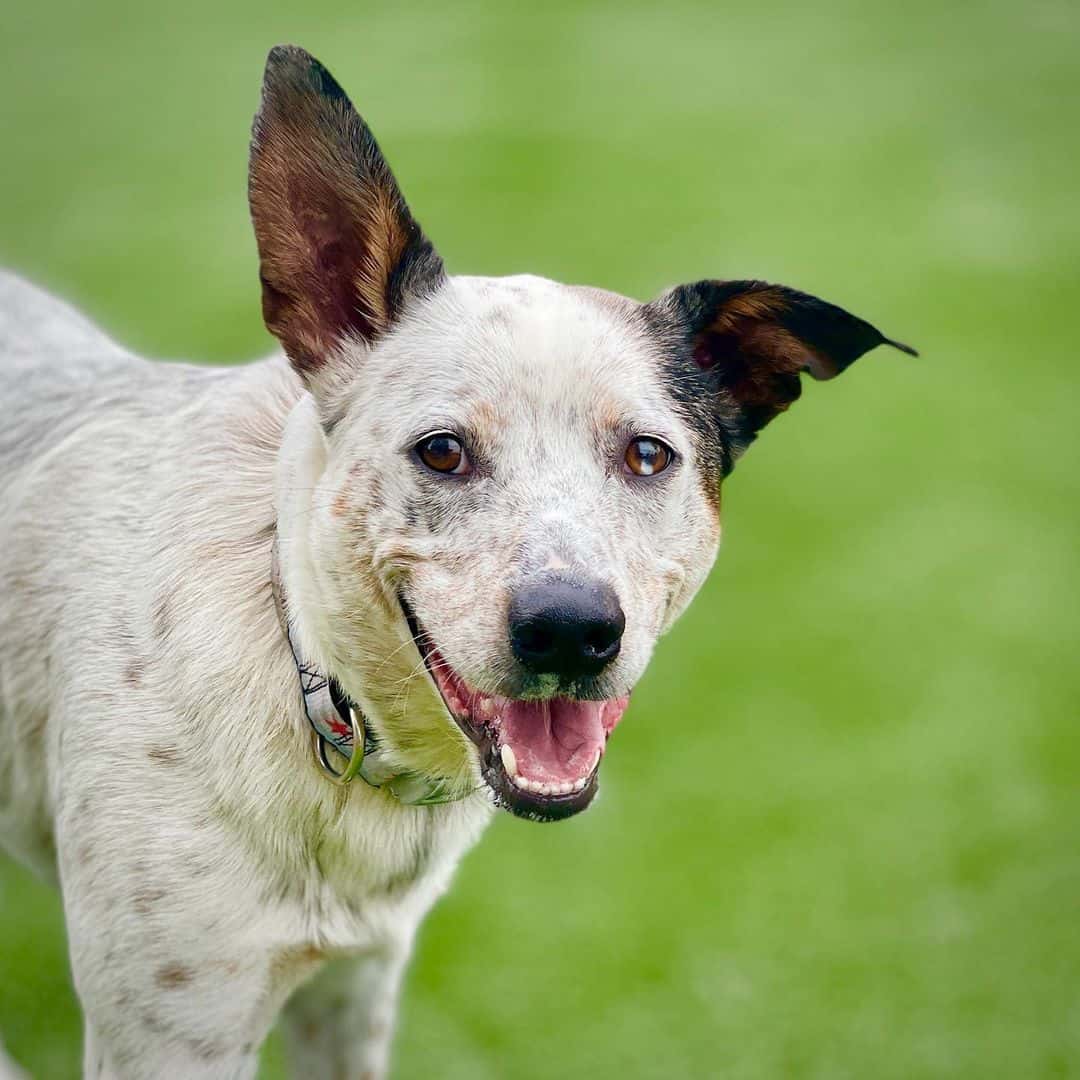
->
xmin=316 ymin=276 xmax=722 ymax=817
xmin=253 ymin=47 xmax=914 ymax=820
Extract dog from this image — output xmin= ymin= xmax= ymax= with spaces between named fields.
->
xmin=0 ymin=44 xmax=914 ymax=1079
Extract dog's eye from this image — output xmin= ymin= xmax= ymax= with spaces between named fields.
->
xmin=416 ymin=432 xmax=471 ymax=475
xmin=624 ymin=436 xmax=674 ymax=477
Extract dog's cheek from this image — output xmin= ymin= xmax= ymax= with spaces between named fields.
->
xmin=663 ymin=510 xmax=722 ymax=633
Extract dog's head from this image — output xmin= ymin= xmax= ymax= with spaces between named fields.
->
xmin=252 ymin=47 xmax=914 ymax=820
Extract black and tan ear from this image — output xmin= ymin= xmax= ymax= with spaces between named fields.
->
xmin=249 ymin=45 xmax=444 ymax=384
xmin=647 ymin=280 xmax=916 ymax=471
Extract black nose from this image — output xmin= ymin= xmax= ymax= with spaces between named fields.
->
xmin=508 ymin=577 xmax=625 ymax=681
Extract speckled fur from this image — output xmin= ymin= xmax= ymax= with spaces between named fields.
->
xmin=0 ymin=263 xmax=722 ymax=1079
xmin=0 ymin=44 xmax=907 ymax=1080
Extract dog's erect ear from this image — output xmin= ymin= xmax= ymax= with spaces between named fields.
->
xmin=647 ymin=280 xmax=916 ymax=471
xmin=249 ymin=45 xmax=444 ymax=383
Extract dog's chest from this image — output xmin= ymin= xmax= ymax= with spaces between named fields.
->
xmin=236 ymin=786 xmax=493 ymax=952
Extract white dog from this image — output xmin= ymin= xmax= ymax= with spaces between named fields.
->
xmin=0 ymin=45 xmax=913 ymax=1079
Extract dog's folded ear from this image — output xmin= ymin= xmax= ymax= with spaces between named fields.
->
xmin=646 ymin=280 xmax=916 ymax=472
xmin=249 ymin=45 xmax=444 ymax=387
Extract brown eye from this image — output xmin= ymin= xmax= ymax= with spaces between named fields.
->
xmin=416 ymin=432 xmax=471 ymax=475
xmin=624 ymin=436 xmax=673 ymax=477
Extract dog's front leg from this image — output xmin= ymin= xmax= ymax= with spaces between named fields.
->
xmin=80 ymin=1017 xmax=259 ymax=1080
xmin=280 ymin=944 xmax=409 ymax=1080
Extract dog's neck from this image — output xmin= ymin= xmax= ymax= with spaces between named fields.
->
xmin=273 ymin=392 xmax=475 ymax=804
xmin=274 ymin=393 xmax=336 ymax=677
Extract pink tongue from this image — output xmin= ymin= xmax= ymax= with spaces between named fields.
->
xmin=501 ymin=698 xmax=626 ymax=784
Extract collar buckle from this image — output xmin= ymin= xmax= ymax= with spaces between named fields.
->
xmin=311 ymin=704 xmax=366 ymax=785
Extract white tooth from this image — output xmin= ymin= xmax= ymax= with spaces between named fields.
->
xmin=478 ymin=698 xmax=495 ymax=718
xmin=573 ymin=776 xmax=588 ymax=792
xmin=538 ymin=782 xmax=552 ymax=796
xmin=500 ymin=744 xmax=517 ymax=777
xmin=557 ymin=782 xmax=572 ymax=795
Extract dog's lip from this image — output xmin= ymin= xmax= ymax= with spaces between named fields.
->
xmin=398 ymin=594 xmax=626 ymax=821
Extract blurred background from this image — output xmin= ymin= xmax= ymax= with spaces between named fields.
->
xmin=2 ymin=1 xmax=1078 ymax=1076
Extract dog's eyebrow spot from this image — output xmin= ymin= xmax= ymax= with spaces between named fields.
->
xmin=469 ymin=398 xmax=501 ymax=434
xmin=593 ymin=395 xmax=629 ymax=437
xmin=147 ymin=745 xmax=182 ymax=766
xmin=157 ymin=963 xmax=193 ymax=988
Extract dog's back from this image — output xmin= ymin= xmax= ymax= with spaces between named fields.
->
xmin=0 ymin=272 xmax=295 ymax=880
xmin=0 ymin=273 xmax=141 ymax=876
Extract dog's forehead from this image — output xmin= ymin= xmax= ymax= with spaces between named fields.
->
xmin=370 ymin=274 xmax=676 ymax=435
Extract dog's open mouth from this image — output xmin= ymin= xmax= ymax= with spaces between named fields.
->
xmin=400 ymin=598 xmax=628 ymax=821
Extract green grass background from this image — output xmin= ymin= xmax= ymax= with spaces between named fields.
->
xmin=2 ymin=1 xmax=1078 ymax=1076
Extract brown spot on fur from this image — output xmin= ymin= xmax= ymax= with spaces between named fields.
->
xmin=157 ymin=964 xmax=193 ymax=988
xmin=332 ymin=488 xmax=351 ymax=518
xmin=593 ymin=396 xmax=625 ymax=439
xmin=152 ymin=594 xmax=172 ymax=641
xmin=140 ymin=1011 xmax=168 ymax=1035
xmin=187 ymin=1037 xmax=226 ymax=1061
xmin=133 ymin=886 xmax=167 ymax=915
xmin=123 ymin=659 xmax=145 ymax=688
xmin=147 ymin=745 xmax=182 ymax=766
xmin=269 ymin=944 xmax=325 ymax=995
xmin=469 ymin=398 xmax=501 ymax=436
xmin=700 ymin=477 xmax=722 ymax=525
